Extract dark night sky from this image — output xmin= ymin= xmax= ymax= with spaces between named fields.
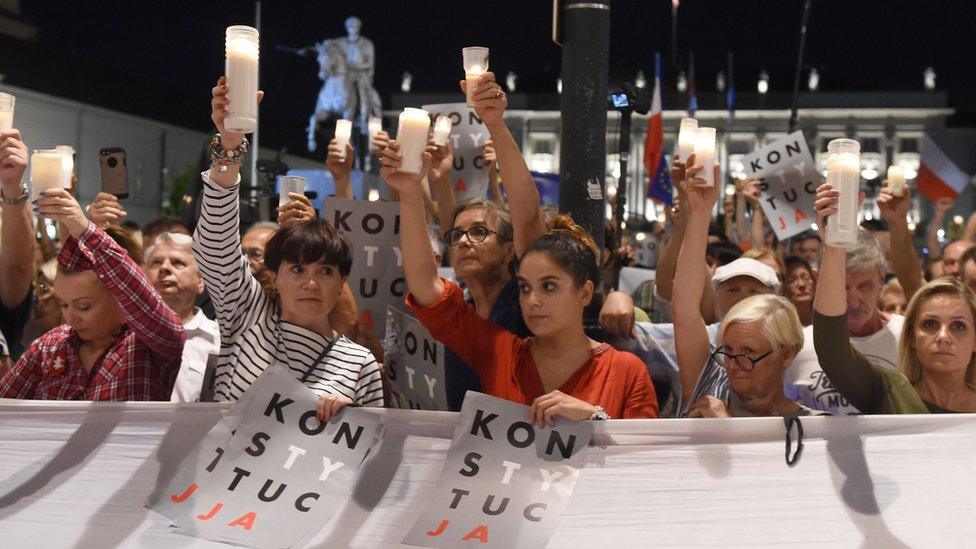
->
xmin=12 ymin=0 xmax=976 ymax=156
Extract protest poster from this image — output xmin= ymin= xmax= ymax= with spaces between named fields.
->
xmin=404 ymin=392 xmax=593 ymax=548
xmin=324 ymin=197 xmax=403 ymax=339
xmin=159 ymin=365 xmax=382 ymax=548
xmin=384 ymin=306 xmax=450 ymax=410
xmin=741 ymin=131 xmax=822 ymax=240
xmin=422 ymin=102 xmax=491 ymax=202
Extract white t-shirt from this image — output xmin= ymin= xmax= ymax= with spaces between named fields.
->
xmin=171 ymin=308 xmax=221 ymax=402
xmin=784 ymin=314 xmax=904 ymax=415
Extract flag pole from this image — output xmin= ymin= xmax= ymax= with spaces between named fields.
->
xmin=788 ymin=0 xmax=813 ymax=133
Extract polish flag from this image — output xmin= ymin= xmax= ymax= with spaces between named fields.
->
xmin=917 ymin=134 xmax=970 ymax=202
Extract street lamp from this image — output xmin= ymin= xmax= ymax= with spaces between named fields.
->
xmin=923 ymin=67 xmax=936 ymax=90
xmin=807 ymin=68 xmax=819 ymax=91
xmin=757 ymin=70 xmax=769 ymax=94
xmin=635 ymin=70 xmax=647 ymax=89
xmin=676 ymin=71 xmax=687 ymax=93
xmin=400 ymin=71 xmax=412 ymax=93
xmin=716 ymin=70 xmax=726 ymax=92
xmin=506 ymin=71 xmax=517 ymax=92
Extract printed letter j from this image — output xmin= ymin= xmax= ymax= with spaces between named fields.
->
xmin=426 ymin=519 xmax=449 ymax=537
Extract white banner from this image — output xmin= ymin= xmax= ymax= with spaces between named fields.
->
xmin=421 ymin=103 xmax=491 ymax=202
xmin=2 ymin=400 xmax=976 ymax=548
xmin=742 ymin=131 xmax=821 ymax=240
xmin=384 ymin=307 xmax=450 ymax=411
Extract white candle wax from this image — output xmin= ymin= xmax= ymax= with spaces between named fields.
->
xmin=334 ymin=119 xmax=352 ymax=160
xmin=465 ymin=66 xmax=485 ymax=107
xmin=676 ymin=117 xmax=698 ymax=163
xmin=462 ymin=46 xmax=489 ymax=107
xmin=396 ymin=108 xmax=431 ymax=175
xmin=825 ymin=141 xmax=860 ymax=249
xmin=30 ymin=150 xmax=64 ymax=202
xmin=0 ymin=92 xmax=13 ymax=131
xmin=224 ymin=26 xmax=260 ymax=134
xmin=56 ymin=146 xmax=74 ymax=188
xmin=368 ymin=116 xmax=382 ymax=143
xmin=693 ymin=127 xmax=717 ymax=186
xmin=432 ymin=116 xmax=452 ymax=146
xmin=887 ymin=165 xmax=906 ymax=197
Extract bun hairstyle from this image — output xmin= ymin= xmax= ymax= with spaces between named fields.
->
xmin=522 ymin=214 xmax=601 ymax=289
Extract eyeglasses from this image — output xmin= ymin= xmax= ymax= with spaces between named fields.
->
xmin=711 ymin=346 xmax=774 ymax=372
xmin=244 ymin=249 xmax=264 ymax=261
xmin=786 ymin=273 xmax=813 ymax=286
xmin=445 ymin=226 xmax=497 ymax=246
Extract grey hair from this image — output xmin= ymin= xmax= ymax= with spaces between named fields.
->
xmin=144 ymin=231 xmax=194 ymax=264
xmin=451 ymin=198 xmax=513 ymax=243
xmin=246 ymin=221 xmax=279 ymax=234
xmin=846 ymin=228 xmax=888 ymax=276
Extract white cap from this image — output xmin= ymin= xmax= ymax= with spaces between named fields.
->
xmin=711 ymin=258 xmax=781 ymax=293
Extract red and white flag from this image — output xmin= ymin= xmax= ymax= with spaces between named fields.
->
xmin=917 ymin=134 xmax=970 ymax=202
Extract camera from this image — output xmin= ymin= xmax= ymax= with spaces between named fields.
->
xmin=608 ymin=82 xmax=650 ymax=114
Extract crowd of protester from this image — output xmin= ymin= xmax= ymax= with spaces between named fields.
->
xmin=1 ymin=69 xmax=975 ymax=421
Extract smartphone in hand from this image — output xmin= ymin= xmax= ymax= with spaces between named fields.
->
xmin=99 ymin=147 xmax=129 ymax=199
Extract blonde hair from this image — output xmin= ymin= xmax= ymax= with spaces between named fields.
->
xmin=743 ymin=247 xmax=786 ymax=278
xmin=900 ymin=278 xmax=976 ymax=390
xmin=718 ymin=294 xmax=804 ymax=356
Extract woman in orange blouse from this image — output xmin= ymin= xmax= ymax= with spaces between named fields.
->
xmin=380 ymin=141 xmax=658 ymax=422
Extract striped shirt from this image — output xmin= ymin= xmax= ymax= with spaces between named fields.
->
xmin=192 ymin=172 xmax=383 ymax=405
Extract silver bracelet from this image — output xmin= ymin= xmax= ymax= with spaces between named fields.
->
xmin=0 ymin=185 xmax=28 ymax=206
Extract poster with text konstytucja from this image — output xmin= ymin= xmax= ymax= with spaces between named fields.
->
xmin=404 ymin=391 xmax=593 ymax=548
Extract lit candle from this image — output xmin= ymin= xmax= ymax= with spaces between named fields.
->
xmin=676 ymin=117 xmax=698 ymax=163
xmin=825 ymin=138 xmax=861 ymax=249
xmin=462 ymin=46 xmax=489 ymax=107
xmin=693 ymin=127 xmax=717 ymax=186
xmin=432 ymin=115 xmax=452 ymax=147
xmin=368 ymin=116 xmax=383 ymax=150
xmin=334 ymin=119 xmax=352 ymax=161
xmin=30 ymin=150 xmax=64 ymax=202
xmin=224 ymin=25 xmax=260 ymax=134
xmin=396 ymin=107 xmax=431 ymax=175
xmin=0 ymin=92 xmax=13 ymax=132
xmin=367 ymin=188 xmax=380 ymax=202
xmin=56 ymin=145 xmax=74 ymax=188
xmin=886 ymin=165 xmax=905 ymax=197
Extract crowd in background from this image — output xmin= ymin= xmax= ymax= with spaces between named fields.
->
xmin=1 ymin=69 xmax=974 ymax=421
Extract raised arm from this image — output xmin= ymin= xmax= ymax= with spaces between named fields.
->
xmin=812 ymin=183 xmax=885 ymax=411
xmin=673 ymin=161 xmax=720 ymax=405
xmin=0 ymin=129 xmax=34 ymax=310
xmin=38 ymin=189 xmax=185 ymax=357
xmin=427 ymin=139 xmax=457 ymax=233
xmin=964 ymin=211 xmax=976 ymax=242
xmin=379 ymin=140 xmax=442 ymax=306
xmin=877 ymin=181 xmax=923 ymax=300
xmin=465 ymin=72 xmax=545 ymax=256
xmin=926 ymin=197 xmax=953 ymax=259
xmin=326 ymin=138 xmax=354 ymax=199
xmin=192 ymin=76 xmax=267 ymax=341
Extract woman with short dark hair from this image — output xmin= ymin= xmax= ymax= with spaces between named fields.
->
xmin=192 ymin=77 xmax=383 ymax=419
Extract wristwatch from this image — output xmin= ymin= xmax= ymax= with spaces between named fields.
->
xmin=0 ymin=184 xmax=28 ymax=206
xmin=589 ymin=406 xmax=610 ymax=421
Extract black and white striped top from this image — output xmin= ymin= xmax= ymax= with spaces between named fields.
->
xmin=192 ymin=172 xmax=383 ymax=405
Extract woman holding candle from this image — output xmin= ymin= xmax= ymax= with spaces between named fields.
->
xmin=383 ymin=143 xmax=658 ymax=420
xmin=1 ymin=128 xmax=36 ymax=361
xmin=193 ymin=77 xmax=383 ymax=419
xmin=672 ymin=158 xmax=816 ymax=418
xmin=0 ymin=187 xmax=185 ymax=400
xmin=812 ymin=182 xmax=976 ymax=413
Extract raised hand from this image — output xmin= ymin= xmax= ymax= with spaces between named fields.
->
xmin=325 ymin=137 xmax=354 ymax=179
xmin=681 ymin=160 xmax=720 ymax=215
xmin=210 ymin=76 xmax=264 ymax=147
xmin=461 ymin=71 xmax=506 ymax=127
xmin=877 ymin=179 xmax=911 ymax=226
xmin=277 ymin=193 xmax=316 ymax=227
xmin=378 ymin=140 xmax=431 ymax=194
xmin=426 ymin=138 xmax=454 ymax=182
xmin=87 ymin=192 xmax=127 ymax=228
xmin=0 ymin=129 xmax=28 ymax=191
xmin=33 ymin=188 xmax=89 ymax=238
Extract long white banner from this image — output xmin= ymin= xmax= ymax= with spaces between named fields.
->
xmin=1 ymin=400 xmax=975 ymax=548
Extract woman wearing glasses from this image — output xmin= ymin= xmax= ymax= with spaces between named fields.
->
xmin=673 ymin=158 xmax=816 ymax=418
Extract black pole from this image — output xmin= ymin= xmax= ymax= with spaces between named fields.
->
xmin=788 ymin=0 xmax=813 ymax=133
xmin=558 ymin=0 xmax=611 ymax=253
xmin=612 ymin=109 xmax=631 ymax=290
xmin=670 ymin=2 xmax=678 ymax=68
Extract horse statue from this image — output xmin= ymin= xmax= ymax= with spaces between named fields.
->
xmin=307 ymin=17 xmax=383 ymax=157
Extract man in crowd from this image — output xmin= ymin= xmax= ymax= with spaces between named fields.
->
xmin=143 ymin=232 xmax=220 ymax=401
xmin=792 ymin=231 xmax=821 ymax=269
xmin=942 ymin=238 xmax=975 ymax=280
xmin=960 ymin=247 xmax=976 ymax=293
xmin=241 ymin=221 xmax=278 ymax=273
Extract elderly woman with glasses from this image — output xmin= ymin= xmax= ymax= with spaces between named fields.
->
xmin=672 ymin=157 xmax=820 ymax=418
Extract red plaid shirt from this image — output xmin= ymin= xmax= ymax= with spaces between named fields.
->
xmin=0 ymin=223 xmax=185 ymax=400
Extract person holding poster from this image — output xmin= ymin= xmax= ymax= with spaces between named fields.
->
xmin=673 ymin=158 xmax=816 ymax=418
xmin=193 ymin=77 xmax=383 ymax=415
xmin=383 ymin=148 xmax=658 ymax=420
